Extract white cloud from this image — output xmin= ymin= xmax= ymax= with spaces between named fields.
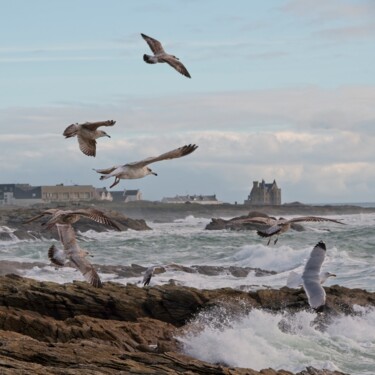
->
xmin=0 ymin=86 xmax=374 ymax=202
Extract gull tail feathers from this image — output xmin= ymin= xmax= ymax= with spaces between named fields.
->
xmin=63 ymin=124 xmax=78 ymax=138
xmin=143 ymin=54 xmax=156 ymax=64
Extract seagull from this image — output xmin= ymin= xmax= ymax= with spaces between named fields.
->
xmin=231 ymin=216 xmax=345 ymax=245
xmin=287 ymin=270 xmax=336 ymax=289
xmin=142 ymin=266 xmax=163 ymax=287
xmin=93 ymin=144 xmax=198 ymax=189
xmin=48 ymin=224 xmax=102 ymax=288
xmin=23 ymin=208 xmax=121 ymax=231
xmin=141 ymin=33 xmax=191 ymax=78
xmin=301 ymin=241 xmax=330 ymax=310
xmin=63 ymin=120 xmax=116 ymax=157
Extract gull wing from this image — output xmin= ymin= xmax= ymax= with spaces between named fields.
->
xmin=70 ymin=253 xmax=102 ymax=288
xmin=288 ymin=216 xmax=345 ymax=225
xmin=71 ymin=208 xmax=121 ymax=230
xmin=93 ymin=165 xmax=122 ymax=175
xmin=77 ymin=135 xmax=97 ymax=157
xmin=81 ymin=120 xmax=116 ymax=131
xmin=55 ymin=224 xmax=102 ymax=287
xmin=48 ymin=244 xmax=67 ymax=267
xmin=56 ymin=224 xmax=78 ymax=251
xmin=128 ymin=144 xmax=198 ymax=168
xmin=161 ymin=55 xmax=191 ymax=78
xmin=141 ymin=33 xmax=165 ymax=54
xmin=257 ymin=224 xmax=282 ymax=238
xmin=302 ymin=241 xmax=327 ymax=309
xmin=23 ymin=209 xmax=60 ymax=224
xmin=230 ymin=217 xmax=276 ymax=225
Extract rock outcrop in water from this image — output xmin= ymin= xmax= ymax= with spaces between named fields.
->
xmin=1 ymin=274 xmax=372 ymax=374
xmin=205 ymin=211 xmax=304 ymax=232
xmin=0 ymin=206 xmax=151 ymax=241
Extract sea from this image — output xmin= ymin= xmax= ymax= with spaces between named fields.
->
xmin=1 ymin=211 xmax=374 ymax=375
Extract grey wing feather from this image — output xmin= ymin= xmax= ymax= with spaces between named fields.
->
xmin=71 ymin=209 xmax=121 ymax=230
xmin=129 ymin=144 xmax=198 ymax=168
xmin=70 ymin=254 xmax=102 ymax=288
xmin=141 ymin=33 xmax=165 ymax=54
xmin=93 ymin=165 xmax=121 ymax=175
xmin=23 ymin=209 xmax=59 ymax=224
xmin=289 ymin=216 xmax=344 ymax=225
xmin=302 ymin=242 xmax=327 ymax=308
xmin=81 ymin=120 xmax=116 ymax=131
xmin=77 ymin=135 xmax=97 ymax=157
xmin=56 ymin=224 xmax=78 ymax=250
xmin=161 ymin=56 xmax=191 ymax=78
xmin=257 ymin=224 xmax=282 ymax=237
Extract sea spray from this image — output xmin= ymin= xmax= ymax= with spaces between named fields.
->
xmin=178 ymin=305 xmax=375 ymax=374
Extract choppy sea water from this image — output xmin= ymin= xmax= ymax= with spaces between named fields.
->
xmin=1 ymin=212 xmax=374 ymax=374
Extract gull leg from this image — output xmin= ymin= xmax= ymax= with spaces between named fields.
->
xmin=274 ymin=237 xmax=279 ymax=245
xmin=267 ymin=238 xmax=271 ymax=246
xmin=110 ymin=177 xmax=120 ymax=189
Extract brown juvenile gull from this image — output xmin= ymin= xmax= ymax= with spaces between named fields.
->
xmin=63 ymin=120 xmax=116 ymax=157
xmin=231 ymin=216 xmax=345 ymax=245
xmin=23 ymin=208 xmax=121 ymax=231
xmin=141 ymin=33 xmax=191 ymax=78
xmin=301 ymin=240 xmax=330 ymax=311
xmin=93 ymin=144 xmax=198 ymax=189
xmin=48 ymin=223 xmax=102 ymax=288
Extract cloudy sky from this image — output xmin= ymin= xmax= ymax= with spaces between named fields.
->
xmin=1 ymin=0 xmax=374 ymax=204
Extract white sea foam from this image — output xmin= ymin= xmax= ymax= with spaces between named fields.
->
xmin=179 ymin=306 xmax=375 ymax=374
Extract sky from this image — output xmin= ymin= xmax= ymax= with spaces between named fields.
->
xmin=1 ymin=0 xmax=374 ymax=204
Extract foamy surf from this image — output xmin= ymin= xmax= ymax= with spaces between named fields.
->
xmin=179 ymin=305 xmax=375 ymax=375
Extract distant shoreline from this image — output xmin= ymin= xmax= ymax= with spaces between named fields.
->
xmin=1 ymin=200 xmax=373 ymax=222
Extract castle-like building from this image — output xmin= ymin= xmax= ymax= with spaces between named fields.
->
xmin=244 ymin=179 xmax=281 ymax=205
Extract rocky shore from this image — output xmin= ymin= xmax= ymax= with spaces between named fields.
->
xmin=1 ymin=274 xmax=374 ymax=374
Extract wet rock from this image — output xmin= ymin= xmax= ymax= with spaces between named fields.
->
xmin=0 ymin=275 xmax=367 ymax=374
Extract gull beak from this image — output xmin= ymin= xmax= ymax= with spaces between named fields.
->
xmin=106 ymin=135 xmax=111 ymax=138
xmin=152 ymin=172 xmax=158 ymax=176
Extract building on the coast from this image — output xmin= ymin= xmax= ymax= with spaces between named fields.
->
xmin=161 ymin=194 xmax=221 ymax=205
xmin=244 ymin=179 xmax=281 ymax=205
xmin=41 ymin=184 xmax=96 ymax=203
xmin=0 ymin=184 xmax=43 ymax=206
xmin=95 ymin=188 xmax=142 ymax=203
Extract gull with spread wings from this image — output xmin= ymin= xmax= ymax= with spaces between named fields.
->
xmin=141 ymin=33 xmax=191 ymax=78
xmin=63 ymin=120 xmax=116 ymax=157
xmin=93 ymin=144 xmax=198 ymax=188
xmin=231 ymin=215 xmax=345 ymax=245
xmin=301 ymin=240 xmax=330 ymax=311
xmin=48 ymin=223 xmax=102 ymax=288
xmin=24 ymin=208 xmax=121 ymax=231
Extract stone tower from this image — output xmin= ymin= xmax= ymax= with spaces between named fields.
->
xmin=244 ymin=179 xmax=281 ymax=205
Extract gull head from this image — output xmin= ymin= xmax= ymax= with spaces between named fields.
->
xmin=147 ymin=168 xmax=157 ymax=176
xmin=98 ymin=130 xmax=111 ymax=138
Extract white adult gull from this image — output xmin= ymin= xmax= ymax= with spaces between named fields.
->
xmin=23 ymin=208 xmax=121 ymax=231
xmin=93 ymin=144 xmax=198 ymax=188
xmin=301 ymin=241 xmax=330 ymax=311
xmin=142 ymin=265 xmax=164 ymax=287
xmin=287 ymin=270 xmax=336 ymax=289
xmin=48 ymin=223 xmax=102 ymax=288
xmin=141 ymin=33 xmax=191 ymax=78
xmin=63 ymin=120 xmax=116 ymax=157
xmin=231 ymin=216 xmax=345 ymax=245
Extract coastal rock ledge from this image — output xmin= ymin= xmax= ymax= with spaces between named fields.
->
xmin=0 ymin=275 xmax=369 ymax=374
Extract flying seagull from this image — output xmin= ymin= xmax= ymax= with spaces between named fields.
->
xmin=141 ymin=33 xmax=191 ymax=78
xmin=63 ymin=120 xmax=116 ymax=157
xmin=231 ymin=216 xmax=345 ymax=245
xmin=93 ymin=144 xmax=198 ymax=188
xmin=23 ymin=208 xmax=121 ymax=231
xmin=287 ymin=270 xmax=336 ymax=289
xmin=48 ymin=223 xmax=102 ymax=288
xmin=301 ymin=241 xmax=330 ymax=311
